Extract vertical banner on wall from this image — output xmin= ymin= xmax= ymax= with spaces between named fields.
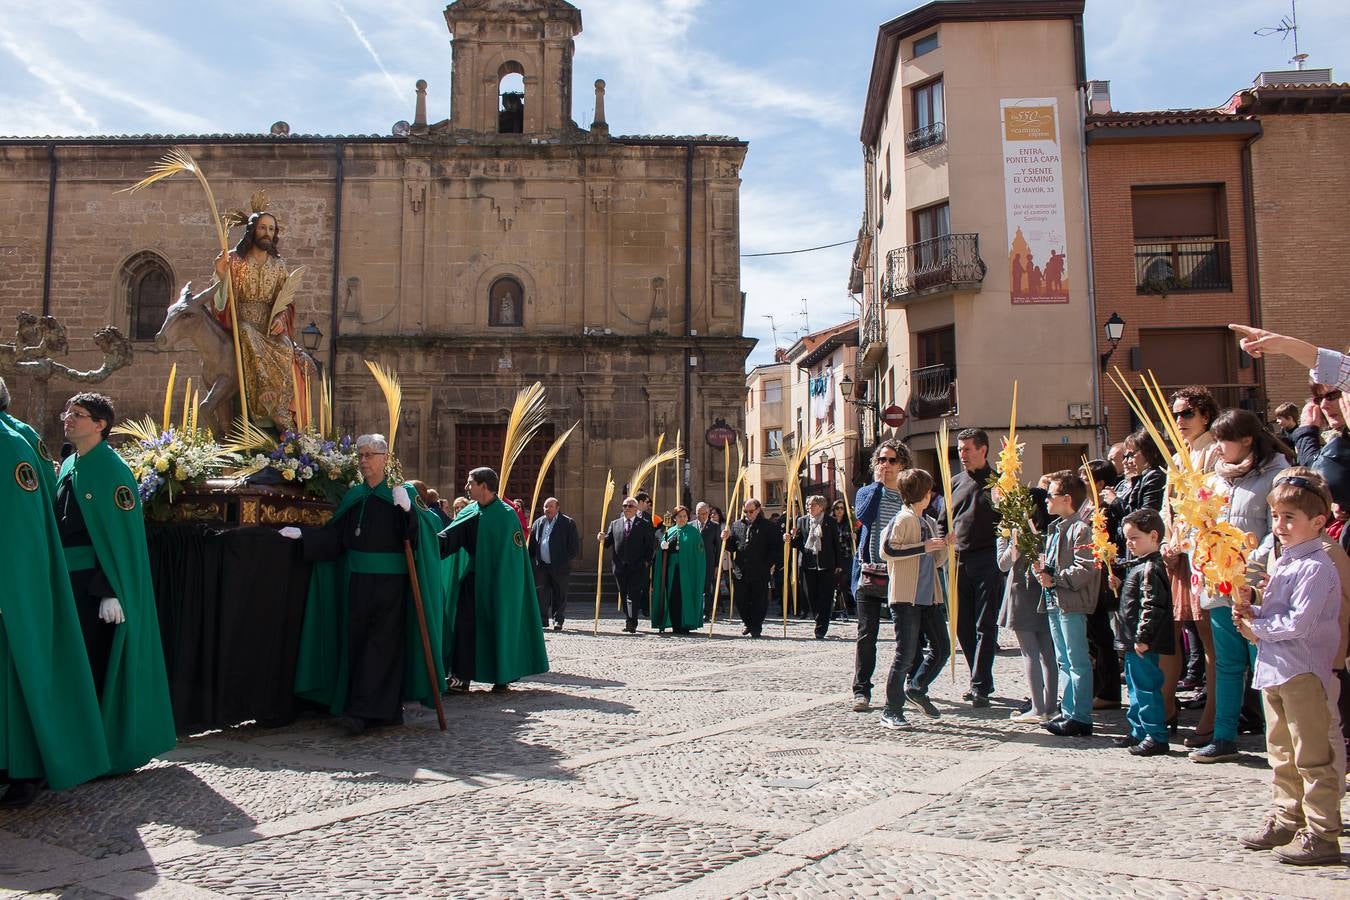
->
xmin=1001 ymin=98 xmax=1069 ymax=305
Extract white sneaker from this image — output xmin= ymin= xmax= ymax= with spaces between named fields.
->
xmin=1009 ymin=710 xmax=1042 ymax=723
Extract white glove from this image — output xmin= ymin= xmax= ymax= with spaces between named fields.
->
xmin=279 ymin=526 xmax=302 ymax=540
xmin=99 ymin=597 xmax=125 ymax=625
xmin=392 ymin=485 xmax=412 ymax=512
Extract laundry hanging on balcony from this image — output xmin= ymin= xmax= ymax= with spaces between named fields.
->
xmin=811 ymin=370 xmax=834 ymax=421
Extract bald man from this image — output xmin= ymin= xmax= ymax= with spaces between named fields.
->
xmin=600 ymin=496 xmax=657 ymax=633
xmin=530 ymin=497 xmax=580 ymax=631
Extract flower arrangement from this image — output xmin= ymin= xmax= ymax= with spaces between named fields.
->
xmin=242 ymin=428 xmax=360 ymax=504
xmin=1080 ymin=454 xmax=1119 ymax=595
xmin=112 ymin=417 xmax=239 ymax=516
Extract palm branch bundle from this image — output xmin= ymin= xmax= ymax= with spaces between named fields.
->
xmin=627 ymin=443 xmax=682 ymax=503
xmin=936 ymin=418 xmax=958 ymax=678
xmin=364 ymin=359 xmax=404 ymax=484
xmin=593 ymin=468 xmax=616 ymax=635
xmin=708 ymin=464 xmax=750 ymax=635
xmin=499 ymin=382 xmax=548 ymax=499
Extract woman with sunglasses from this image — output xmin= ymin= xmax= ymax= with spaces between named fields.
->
xmin=1160 ymin=386 xmax=1223 ymax=738
xmin=831 ymin=500 xmax=857 ymax=619
xmin=1290 ymin=384 xmax=1350 ymax=540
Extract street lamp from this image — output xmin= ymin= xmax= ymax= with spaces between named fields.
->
xmin=300 ymin=321 xmax=324 ymax=375
xmin=1099 ymin=312 xmax=1125 ymax=371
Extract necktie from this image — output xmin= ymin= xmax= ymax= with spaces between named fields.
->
xmin=624 ymin=518 xmax=631 ymax=536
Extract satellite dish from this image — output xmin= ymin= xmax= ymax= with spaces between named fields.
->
xmin=392 ymin=120 xmax=411 ymax=136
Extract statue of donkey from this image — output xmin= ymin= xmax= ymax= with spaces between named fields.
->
xmin=154 ymin=283 xmax=237 ymax=437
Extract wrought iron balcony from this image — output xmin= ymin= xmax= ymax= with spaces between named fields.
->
xmin=905 ymin=121 xmax=946 ymax=153
xmin=857 ymin=298 xmax=885 ymax=376
xmin=884 ymin=233 xmax=986 ymax=303
xmin=909 ymin=364 xmax=957 ymax=420
xmin=1135 ymin=239 xmax=1231 ymax=294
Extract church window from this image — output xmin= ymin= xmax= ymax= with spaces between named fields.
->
xmin=498 ymin=63 xmax=525 ymax=133
xmin=489 ymin=276 xmax=525 ymax=327
xmin=122 ymin=251 xmax=173 ymax=341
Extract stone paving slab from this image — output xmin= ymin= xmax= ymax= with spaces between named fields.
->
xmin=0 ymin=754 xmax=409 ymax=863
xmin=150 ymin=793 xmax=781 ymax=897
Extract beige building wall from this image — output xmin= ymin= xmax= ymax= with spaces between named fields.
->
xmin=866 ymin=12 xmax=1096 ymax=480
xmin=744 ymin=362 xmax=788 ymax=514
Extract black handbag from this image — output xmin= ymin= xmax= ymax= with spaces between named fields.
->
xmin=858 ymin=562 xmax=889 ymax=600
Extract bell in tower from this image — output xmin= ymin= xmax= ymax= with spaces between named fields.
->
xmin=444 ymin=0 xmax=583 ymax=136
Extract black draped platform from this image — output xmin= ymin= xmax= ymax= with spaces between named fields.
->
xmin=147 ymin=523 xmax=312 ymax=731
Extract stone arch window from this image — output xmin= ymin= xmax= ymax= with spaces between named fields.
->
xmin=489 ymin=276 xmax=524 ymax=327
xmin=498 ymin=62 xmax=525 ymax=133
xmin=122 ymin=251 xmax=173 ymax=341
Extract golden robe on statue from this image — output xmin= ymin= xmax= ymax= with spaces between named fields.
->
xmin=215 ymin=253 xmax=309 ymax=431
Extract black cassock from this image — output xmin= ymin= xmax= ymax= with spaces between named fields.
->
xmin=302 ymin=495 xmax=414 ymax=724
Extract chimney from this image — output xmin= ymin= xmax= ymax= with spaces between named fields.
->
xmin=413 ymin=79 xmax=428 ymax=130
xmin=591 ymin=78 xmax=608 ymax=135
xmin=1254 ymin=67 xmax=1332 ymax=87
xmin=1088 ymin=80 xmax=1111 ymax=115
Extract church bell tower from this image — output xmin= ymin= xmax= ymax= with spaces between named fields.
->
xmin=443 ymin=0 xmax=583 ymax=136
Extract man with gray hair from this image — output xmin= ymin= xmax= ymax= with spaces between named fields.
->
xmin=285 ymin=433 xmax=449 ymax=734
xmin=723 ymin=498 xmax=780 ymax=638
xmin=600 ymin=495 xmax=657 ymax=633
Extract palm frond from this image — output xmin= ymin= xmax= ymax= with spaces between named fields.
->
xmin=364 ymin=359 xmax=403 ymax=454
xmin=161 ymin=362 xmax=177 ymax=432
xmin=110 ymin=414 xmax=165 ymax=445
xmin=527 ymin=421 xmax=579 ymax=533
xmin=627 ymin=445 xmax=681 ymax=500
xmin=118 ymin=147 xmax=199 ymax=195
xmin=222 ymin=416 xmax=278 ymax=454
xmin=270 ymin=266 xmax=306 ymax=321
xmin=499 ymin=382 xmax=548 ymax=497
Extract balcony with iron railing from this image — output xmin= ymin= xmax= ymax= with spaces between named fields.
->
xmin=857 ymin=297 xmax=885 ymax=377
xmin=905 ymin=121 xmax=945 ymax=153
xmin=884 ymin=234 xmax=986 ymax=305
xmin=1135 ymin=239 xmax=1232 ymax=294
xmin=909 ymin=364 xmax=957 ymax=420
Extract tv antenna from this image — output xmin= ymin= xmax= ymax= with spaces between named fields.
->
xmin=763 ymin=314 xmax=782 ymax=350
xmin=799 ymin=298 xmax=810 ymax=335
xmin=1255 ymin=0 xmax=1308 ymax=70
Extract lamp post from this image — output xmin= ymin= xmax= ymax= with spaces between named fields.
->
xmin=1099 ymin=312 xmax=1125 ymax=371
xmin=301 ymin=321 xmax=324 ymax=376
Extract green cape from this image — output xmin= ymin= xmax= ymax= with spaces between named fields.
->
xmin=651 ymin=522 xmax=706 ymax=630
xmin=440 ymin=497 xmax=548 ymax=684
xmin=0 ymin=420 xmax=110 ymax=789
xmin=294 ymin=481 xmax=447 ymax=713
xmin=1 ymin=410 xmax=56 ymax=497
xmin=56 ymin=441 xmax=176 ymax=772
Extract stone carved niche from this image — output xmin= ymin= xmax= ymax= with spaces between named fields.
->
xmin=489 ymin=276 xmax=524 ymax=327
xmin=342 ymin=277 xmax=363 ymax=321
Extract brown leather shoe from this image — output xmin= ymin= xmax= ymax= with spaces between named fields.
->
xmin=1238 ymin=815 xmax=1300 ymax=851
xmin=1273 ymin=829 xmax=1342 ymax=866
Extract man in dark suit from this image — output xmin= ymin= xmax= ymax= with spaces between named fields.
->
xmin=530 ymin=496 xmax=580 ymax=631
xmin=722 ymin=498 xmax=780 ymax=638
xmin=600 ymin=496 xmax=657 ymax=633
xmin=695 ymin=502 xmax=722 ymax=619
xmin=788 ymin=494 xmax=841 ymax=640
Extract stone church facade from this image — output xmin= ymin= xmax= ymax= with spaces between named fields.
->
xmin=0 ymin=0 xmax=751 ymax=549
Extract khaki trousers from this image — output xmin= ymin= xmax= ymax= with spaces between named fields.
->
xmin=1263 ymin=673 xmax=1344 ymax=839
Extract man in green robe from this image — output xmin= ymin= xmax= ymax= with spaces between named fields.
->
xmin=650 ymin=506 xmax=706 ymax=634
xmin=0 ymin=415 xmax=110 ymax=807
xmin=288 ymin=434 xmax=447 ymax=734
xmin=0 ymin=376 xmax=56 ymax=496
xmin=54 ymin=392 xmax=176 ymax=775
xmin=439 ymin=467 xmax=548 ymax=691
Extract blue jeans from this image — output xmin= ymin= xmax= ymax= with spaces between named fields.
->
xmin=884 ymin=605 xmax=921 ymax=713
xmin=1048 ymin=609 xmax=1093 ymax=724
xmin=1125 ymin=651 xmax=1166 ymax=742
xmin=1209 ymin=606 xmax=1255 ymax=742
xmin=910 ymin=603 xmax=951 ymax=695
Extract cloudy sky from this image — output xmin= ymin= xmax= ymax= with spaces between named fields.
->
xmin=1 ymin=0 xmax=1346 ymax=367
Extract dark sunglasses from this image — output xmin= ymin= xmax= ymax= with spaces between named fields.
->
xmin=876 ymin=455 xmax=899 ymax=464
xmin=1316 ymin=392 xmax=1343 ymax=403
xmin=1274 ymin=475 xmax=1318 ymax=491
xmin=1173 ymin=408 xmax=1197 ymax=421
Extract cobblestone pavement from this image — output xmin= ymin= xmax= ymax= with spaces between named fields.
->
xmin=2 ymin=611 xmax=1347 ymax=898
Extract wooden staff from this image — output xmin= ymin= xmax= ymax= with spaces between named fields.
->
xmin=936 ymin=418 xmax=959 ymax=680
xmin=593 ymin=469 xmax=615 ymax=635
xmin=403 ymin=539 xmax=446 ymax=731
